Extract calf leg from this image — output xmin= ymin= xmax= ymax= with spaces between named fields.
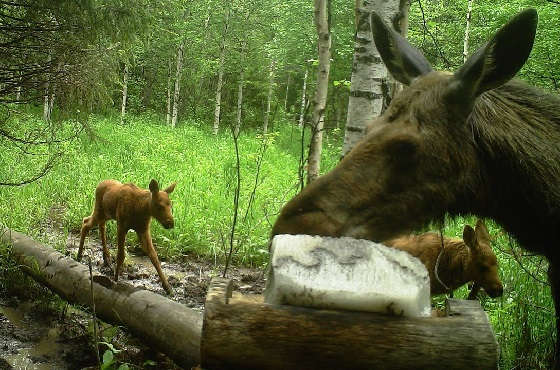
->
xmin=99 ymin=221 xmax=112 ymax=267
xmin=77 ymin=216 xmax=96 ymax=261
xmin=114 ymin=225 xmax=127 ymax=281
xmin=140 ymin=231 xmax=173 ymax=295
xmin=548 ymin=262 xmax=560 ymax=369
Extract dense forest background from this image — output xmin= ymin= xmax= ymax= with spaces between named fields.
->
xmin=1 ymin=0 xmax=559 ymax=368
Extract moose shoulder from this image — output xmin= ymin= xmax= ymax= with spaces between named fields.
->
xmin=272 ymin=9 xmax=560 ymax=367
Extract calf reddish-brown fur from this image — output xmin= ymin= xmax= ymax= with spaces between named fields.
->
xmin=384 ymin=220 xmax=502 ymax=297
xmin=272 ymin=9 xmax=560 ymax=367
xmin=77 ymin=179 xmax=176 ymax=294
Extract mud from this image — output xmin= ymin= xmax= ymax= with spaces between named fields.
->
xmin=0 ymin=206 xmax=267 ymax=369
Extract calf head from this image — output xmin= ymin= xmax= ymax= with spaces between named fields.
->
xmin=271 ymin=9 xmax=538 ymax=242
xmin=149 ymin=179 xmax=176 ymax=229
xmin=463 ymin=219 xmax=503 ymax=298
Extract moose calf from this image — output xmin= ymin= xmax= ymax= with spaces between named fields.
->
xmin=77 ymin=179 xmax=176 ymax=295
xmin=384 ymin=220 xmax=503 ymax=298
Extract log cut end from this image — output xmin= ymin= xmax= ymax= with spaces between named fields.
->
xmin=264 ymin=234 xmax=431 ymax=317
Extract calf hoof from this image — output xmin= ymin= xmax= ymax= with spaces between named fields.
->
xmin=163 ymin=284 xmax=174 ymax=296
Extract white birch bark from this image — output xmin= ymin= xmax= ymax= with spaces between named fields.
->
xmin=120 ymin=63 xmax=128 ymax=125
xmin=166 ymin=58 xmax=172 ymax=125
xmin=48 ymin=87 xmax=55 ymax=118
xmin=263 ymin=59 xmax=276 ymax=134
xmin=15 ymin=72 xmax=22 ymax=101
xmin=43 ymin=84 xmax=50 ymax=121
xmin=307 ymin=0 xmax=332 ymax=184
xmin=171 ymin=43 xmax=184 ymax=128
xmin=341 ymin=0 xmax=410 ymax=156
xmin=298 ymin=68 xmax=308 ymax=128
xmin=212 ymin=50 xmax=225 ymax=135
xmin=213 ymin=9 xmax=230 ymax=135
xmin=463 ymin=0 xmax=475 ymax=63
xmin=284 ymin=73 xmax=290 ymax=112
xmin=234 ymin=41 xmax=247 ymax=137
xmin=235 ymin=69 xmax=244 ymax=138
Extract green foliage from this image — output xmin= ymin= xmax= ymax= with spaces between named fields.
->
xmin=434 ymin=216 xmax=554 ymax=369
xmin=0 ymin=115 xmax=339 ymax=266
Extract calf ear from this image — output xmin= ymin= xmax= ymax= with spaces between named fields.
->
xmin=463 ymin=225 xmax=477 ymax=249
xmin=448 ymin=9 xmax=537 ymax=102
xmin=149 ymin=179 xmax=159 ymax=193
xmin=474 ymin=219 xmax=491 ymax=242
xmin=164 ymin=182 xmax=177 ymax=194
xmin=370 ymin=11 xmax=432 ymax=85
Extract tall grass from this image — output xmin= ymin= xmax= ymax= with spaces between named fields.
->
xmin=0 ymin=114 xmax=341 ymax=266
xmin=0 ymin=113 xmax=554 ymax=368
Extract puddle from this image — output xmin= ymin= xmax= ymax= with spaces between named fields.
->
xmin=0 ymin=205 xmax=267 ymax=368
xmin=0 ymin=300 xmax=93 ymax=370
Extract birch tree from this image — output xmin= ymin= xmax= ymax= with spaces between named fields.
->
xmin=298 ymin=67 xmax=308 ymax=128
xmin=341 ymin=0 xmax=410 ymax=156
xmin=234 ymin=41 xmax=247 ymax=137
xmin=263 ymin=59 xmax=276 ymax=134
xmin=213 ymin=8 xmax=230 ymax=135
xmin=171 ymin=42 xmax=184 ymax=128
xmin=307 ymin=0 xmax=331 ymax=184
xmin=463 ymin=0 xmax=475 ymax=63
xmin=166 ymin=59 xmax=172 ymax=125
xmin=120 ymin=63 xmax=128 ymax=125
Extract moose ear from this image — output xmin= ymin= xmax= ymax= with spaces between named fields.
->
xmin=463 ymin=224 xmax=476 ymax=249
xmin=384 ymin=134 xmax=420 ymax=166
xmin=449 ymin=9 xmax=537 ymax=102
xmin=149 ymin=179 xmax=159 ymax=193
xmin=164 ymin=182 xmax=177 ymax=194
xmin=474 ymin=219 xmax=491 ymax=242
xmin=370 ymin=11 xmax=432 ymax=85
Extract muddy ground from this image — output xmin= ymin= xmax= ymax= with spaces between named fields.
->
xmin=0 ymin=219 xmax=267 ymax=369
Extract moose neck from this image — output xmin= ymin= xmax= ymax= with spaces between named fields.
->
xmin=130 ymin=190 xmax=153 ymax=233
xmin=464 ymin=80 xmax=560 ymax=257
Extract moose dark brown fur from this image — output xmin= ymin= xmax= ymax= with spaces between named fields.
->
xmin=272 ymin=9 xmax=560 ymax=366
xmin=77 ymin=179 xmax=176 ymax=294
xmin=384 ymin=220 xmax=502 ymax=297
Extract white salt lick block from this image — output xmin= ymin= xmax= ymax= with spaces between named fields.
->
xmin=264 ymin=234 xmax=431 ymax=317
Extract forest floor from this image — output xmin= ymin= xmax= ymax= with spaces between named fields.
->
xmin=0 ymin=206 xmax=267 ymax=369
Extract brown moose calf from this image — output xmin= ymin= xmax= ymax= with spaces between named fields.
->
xmin=384 ymin=220 xmax=503 ymax=298
xmin=77 ymin=179 xmax=176 ymax=295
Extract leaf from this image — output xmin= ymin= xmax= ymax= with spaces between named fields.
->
xmin=101 ymin=350 xmax=114 ymax=369
xmin=117 ymin=364 xmax=130 ymax=370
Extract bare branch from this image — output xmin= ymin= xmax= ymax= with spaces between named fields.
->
xmin=416 ymin=0 xmax=452 ymax=68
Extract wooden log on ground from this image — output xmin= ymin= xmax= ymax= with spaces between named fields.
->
xmin=201 ymin=277 xmax=499 ymax=370
xmin=0 ymin=227 xmax=202 ymax=368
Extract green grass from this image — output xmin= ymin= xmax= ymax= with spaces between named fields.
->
xmin=0 ymin=112 xmax=554 ymax=369
xmin=0 ymin=113 xmax=341 ymax=266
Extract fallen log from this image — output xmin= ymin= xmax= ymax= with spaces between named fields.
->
xmin=0 ymin=227 xmax=202 ymax=368
xmin=201 ymin=277 xmax=499 ymax=370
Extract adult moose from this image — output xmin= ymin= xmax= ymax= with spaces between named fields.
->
xmin=78 ymin=179 xmax=176 ymax=295
xmin=272 ymin=9 xmax=560 ymax=366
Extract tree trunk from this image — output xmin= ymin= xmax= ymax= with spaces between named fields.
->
xmin=463 ymin=0 xmax=475 ymax=63
xmin=298 ymin=68 xmax=308 ymax=128
xmin=166 ymin=58 xmax=172 ymax=125
xmin=172 ymin=43 xmax=184 ymax=128
xmin=234 ymin=41 xmax=247 ymax=137
xmin=341 ymin=0 xmax=410 ymax=156
xmin=213 ymin=8 xmax=230 ymax=135
xmin=120 ymin=63 xmax=128 ymax=125
xmin=43 ymin=84 xmax=50 ymax=121
xmin=284 ymin=72 xmax=290 ymax=112
xmin=201 ymin=278 xmax=499 ymax=370
xmin=263 ymin=59 xmax=275 ymax=134
xmin=0 ymin=227 xmax=202 ymax=368
xmin=307 ymin=0 xmax=332 ymax=184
